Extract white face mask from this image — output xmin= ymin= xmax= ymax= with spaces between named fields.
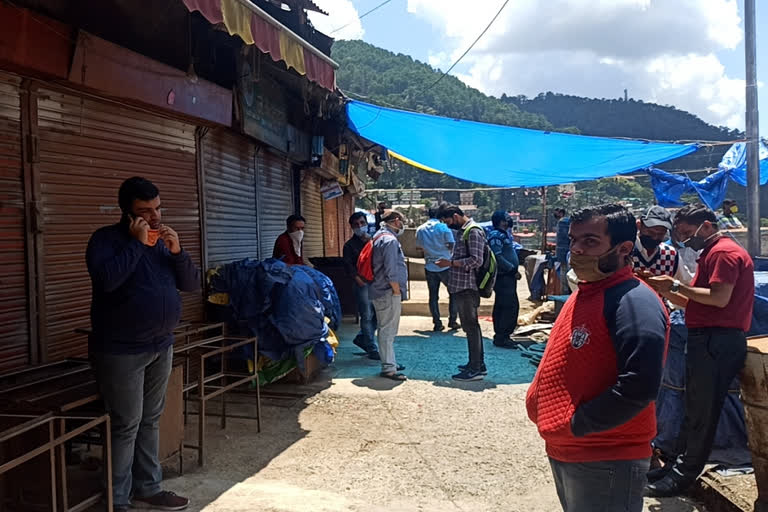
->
xmin=288 ymin=230 xmax=304 ymax=256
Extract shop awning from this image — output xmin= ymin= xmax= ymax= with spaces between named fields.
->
xmin=346 ymin=100 xmax=698 ymax=188
xmin=182 ymin=0 xmax=337 ymax=91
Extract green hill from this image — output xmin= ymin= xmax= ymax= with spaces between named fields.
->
xmin=332 ymin=40 xmax=746 ymax=216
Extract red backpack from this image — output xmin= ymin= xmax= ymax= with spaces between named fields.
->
xmin=356 ymin=232 xmax=395 ymax=283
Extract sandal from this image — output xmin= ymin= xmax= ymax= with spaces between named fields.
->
xmin=380 ymin=372 xmax=408 ymax=381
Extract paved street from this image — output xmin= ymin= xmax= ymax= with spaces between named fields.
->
xmin=166 ymin=316 xmax=705 ymax=512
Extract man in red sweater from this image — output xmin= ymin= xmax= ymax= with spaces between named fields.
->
xmin=526 ymin=204 xmax=669 ymax=512
xmin=646 ymin=204 xmax=754 ymax=497
xmin=273 ymin=214 xmax=305 ymax=266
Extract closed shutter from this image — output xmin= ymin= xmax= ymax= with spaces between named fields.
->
xmin=0 ymin=73 xmax=31 ymax=371
xmin=301 ymin=171 xmax=323 ymax=261
xmin=35 ymin=86 xmax=203 ymax=361
xmin=203 ymin=129 xmax=258 ymax=267
xmin=258 ymin=150 xmax=293 ymax=259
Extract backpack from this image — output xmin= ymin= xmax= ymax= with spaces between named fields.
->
xmin=462 ymin=225 xmax=497 ymax=298
xmin=356 ymin=232 xmax=395 ymax=283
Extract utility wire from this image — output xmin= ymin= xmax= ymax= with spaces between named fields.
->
xmin=330 ymin=0 xmax=394 ymax=35
xmin=426 ymin=0 xmax=510 ymax=91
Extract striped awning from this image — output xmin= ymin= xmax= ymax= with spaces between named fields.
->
xmin=183 ymin=0 xmax=337 ymax=91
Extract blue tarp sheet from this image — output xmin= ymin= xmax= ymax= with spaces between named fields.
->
xmin=346 ymin=100 xmax=698 ymax=187
xmin=209 ymin=259 xmax=341 ymax=368
xmin=648 ymin=140 xmax=768 ymax=208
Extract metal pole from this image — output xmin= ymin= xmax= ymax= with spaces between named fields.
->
xmin=745 ymin=0 xmax=761 ymax=256
xmin=541 ymin=186 xmax=548 ymax=252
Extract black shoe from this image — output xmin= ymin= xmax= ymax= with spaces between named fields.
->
xmin=434 ymin=324 xmax=445 ymax=332
xmin=457 ymin=363 xmax=488 ymax=375
xmin=367 ymin=351 xmax=381 ymax=361
xmin=644 ymin=469 xmax=696 ymax=498
xmin=452 ymin=369 xmax=485 ymax=382
xmin=493 ymin=339 xmax=518 ymax=349
xmin=448 ymin=322 xmax=461 ymax=330
xmin=647 ymin=464 xmax=674 ymax=483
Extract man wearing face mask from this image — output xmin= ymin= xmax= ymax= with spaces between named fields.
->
xmin=370 ymin=210 xmax=409 ymax=381
xmin=632 ymin=206 xmax=683 ymax=281
xmin=435 ymin=204 xmax=490 ymax=382
xmin=343 ymin=212 xmax=379 ymax=360
xmin=87 ymin=177 xmax=198 ymax=510
xmin=526 ymin=204 xmax=669 ymax=512
xmin=645 ymin=204 xmax=754 ymax=497
xmin=717 ymin=199 xmax=744 ymax=230
xmin=273 ymin=215 xmax=305 ymax=266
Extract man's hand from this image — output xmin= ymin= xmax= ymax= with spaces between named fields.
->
xmin=129 ymin=216 xmax=149 ymax=245
xmin=159 ymin=225 xmax=182 ymax=255
xmin=634 ymin=269 xmax=653 ymax=283
xmin=435 ymin=258 xmax=452 ymax=268
xmin=391 ymin=282 xmax=401 ymax=296
xmin=647 ymin=274 xmax=674 ymax=293
xmin=355 ymin=276 xmax=366 ymax=287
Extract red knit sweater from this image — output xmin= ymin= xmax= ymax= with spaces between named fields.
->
xmin=526 ymin=267 xmax=669 ymax=463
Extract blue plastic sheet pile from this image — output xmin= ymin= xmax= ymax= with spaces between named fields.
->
xmin=209 ymin=258 xmax=341 ymax=371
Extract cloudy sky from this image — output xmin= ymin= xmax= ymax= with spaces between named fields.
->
xmin=309 ymin=0 xmax=767 ymax=136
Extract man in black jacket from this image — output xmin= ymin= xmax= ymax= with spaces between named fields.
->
xmin=87 ymin=177 xmax=198 ymax=511
xmin=343 ymin=212 xmax=379 ymax=359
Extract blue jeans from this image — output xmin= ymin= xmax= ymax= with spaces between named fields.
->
xmin=425 ymin=269 xmax=456 ymax=327
xmin=549 ymin=457 xmax=650 ymax=512
xmin=354 ymin=283 xmax=378 ymax=353
xmin=91 ymin=346 xmax=173 ymax=506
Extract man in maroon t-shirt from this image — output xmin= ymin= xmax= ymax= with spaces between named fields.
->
xmin=647 ymin=203 xmax=754 ymax=497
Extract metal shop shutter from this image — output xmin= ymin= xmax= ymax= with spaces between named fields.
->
xmin=0 ymin=73 xmax=31 ymax=371
xmin=300 ymin=171 xmax=324 ymax=261
xmin=258 ymin=150 xmax=293 ymax=260
xmin=35 ymin=86 xmax=204 ymax=361
xmin=202 ymin=129 xmax=258 ymax=267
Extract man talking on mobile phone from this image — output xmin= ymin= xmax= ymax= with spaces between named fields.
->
xmin=86 ymin=176 xmax=198 ymax=511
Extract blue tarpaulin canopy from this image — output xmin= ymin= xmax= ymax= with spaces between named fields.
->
xmin=648 ymin=140 xmax=768 ymax=209
xmin=346 ymin=100 xmax=698 ymax=188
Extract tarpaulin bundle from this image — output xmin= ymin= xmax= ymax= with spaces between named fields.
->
xmin=346 ymin=100 xmax=698 ymax=187
xmin=648 ymin=140 xmax=768 ymax=209
xmin=209 ymin=258 xmax=341 ymax=368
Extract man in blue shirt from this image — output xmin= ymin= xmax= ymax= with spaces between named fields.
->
xmin=416 ymin=208 xmax=458 ymax=331
xmin=488 ymin=211 xmax=520 ymax=348
xmin=87 ymin=177 xmax=198 ymax=511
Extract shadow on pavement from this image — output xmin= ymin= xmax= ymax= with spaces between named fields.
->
xmin=351 ymin=377 xmax=407 ymax=391
xmin=431 ymin=379 xmax=499 ymax=392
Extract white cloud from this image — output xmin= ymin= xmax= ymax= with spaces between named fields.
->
xmin=406 ymin=0 xmax=746 ymax=130
xmin=308 ymin=0 xmax=364 ymax=40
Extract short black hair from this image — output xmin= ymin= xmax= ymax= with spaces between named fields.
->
xmin=118 ymin=177 xmax=159 ymax=213
xmin=570 ymin=204 xmax=637 ymax=246
xmin=723 ymin=199 xmax=736 ymax=206
xmin=349 ymin=211 xmax=366 ymax=226
xmin=286 ymin=214 xmax=306 ymax=228
xmin=674 ymin=203 xmax=718 ymax=227
xmin=554 ymin=207 xmax=566 ymax=215
xmin=428 ymin=207 xmax=438 ymax=219
xmin=437 ymin=203 xmax=464 ymax=220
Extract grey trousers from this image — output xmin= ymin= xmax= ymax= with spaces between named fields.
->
xmin=91 ymin=346 xmax=173 ymax=506
xmin=549 ymin=457 xmax=650 ymax=512
xmin=372 ymin=294 xmax=402 ymax=373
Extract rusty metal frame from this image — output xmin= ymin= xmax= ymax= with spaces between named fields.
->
xmin=173 ymin=325 xmax=261 ymax=468
xmin=0 ymin=411 xmax=113 ymax=512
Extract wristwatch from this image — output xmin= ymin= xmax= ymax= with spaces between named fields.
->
xmin=670 ymin=279 xmax=680 ymax=293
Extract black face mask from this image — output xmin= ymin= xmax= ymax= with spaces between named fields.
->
xmin=639 ymin=235 xmax=662 ymax=251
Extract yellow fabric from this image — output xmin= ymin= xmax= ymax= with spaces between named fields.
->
xmin=221 ymin=0 xmax=255 ymax=45
xmin=388 ymin=149 xmax=444 ymax=174
xmin=279 ymin=30 xmax=306 ymax=75
xmin=207 ymin=293 xmax=230 ymax=305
